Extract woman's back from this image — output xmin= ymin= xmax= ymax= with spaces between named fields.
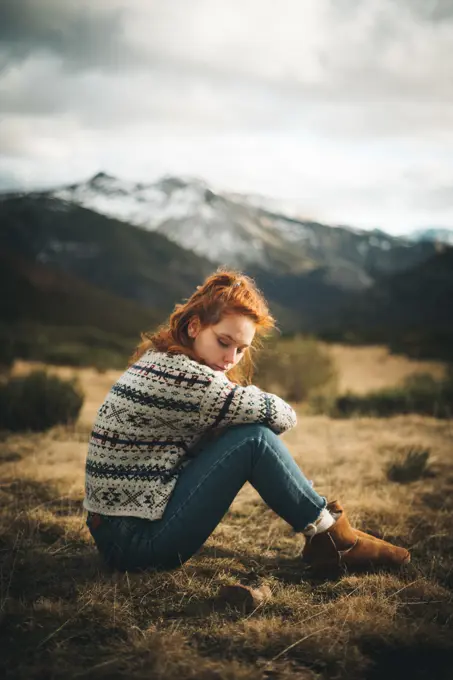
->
xmin=84 ymin=349 xmax=296 ymax=521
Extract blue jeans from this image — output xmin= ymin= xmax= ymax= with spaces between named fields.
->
xmin=86 ymin=424 xmax=327 ymax=571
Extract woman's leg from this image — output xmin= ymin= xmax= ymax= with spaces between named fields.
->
xmin=127 ymin=423 xmax=326 ymax=570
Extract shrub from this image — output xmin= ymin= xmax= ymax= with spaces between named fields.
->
xmin=0 ymin=370 xmax=84 ymax=432
xmin=0 ymin=326 xmax=15 ymax=375
xmin=0 ymin=345 xmax=14 ymax=375
xmin=333 ymin=370 xmax=453 ymax=419
xmin=307 ymin=387 xmax=339 ymax=416
xmin=387 ymin=447 xmax=431 ymax=483
xmin=254 ymin=336 xmax=337 ymax=402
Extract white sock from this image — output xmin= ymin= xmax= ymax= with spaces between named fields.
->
xmin=303 ymin=508 xmax=337 ymax=538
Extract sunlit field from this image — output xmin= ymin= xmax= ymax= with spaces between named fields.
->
xmin=2 ymin=347 xmax=452 ymax=679
xmin=321 ymin=344 xmax=446 ymax=395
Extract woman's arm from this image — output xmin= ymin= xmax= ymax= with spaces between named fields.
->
xmin=199 ymin=374 xmax=297 ymax=435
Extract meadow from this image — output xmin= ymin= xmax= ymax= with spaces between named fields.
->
xmin=1 ymin=346 xmax=452 ymax=679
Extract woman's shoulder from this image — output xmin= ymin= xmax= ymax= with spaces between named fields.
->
xmin=140 ymin=349 xmax=221 ymax=378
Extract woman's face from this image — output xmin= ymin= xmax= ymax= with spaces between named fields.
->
xmin=188 ymin=313 xmax=256 ymax=373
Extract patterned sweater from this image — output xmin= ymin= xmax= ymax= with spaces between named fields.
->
xmin=83 ymin=350 xmax=297 ymax=521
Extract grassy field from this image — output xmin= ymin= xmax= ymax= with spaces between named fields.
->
xmin=1 ymin=348 xmax=453 ymax=679
xmin=321 ymin=344 xmax=446 ymax=395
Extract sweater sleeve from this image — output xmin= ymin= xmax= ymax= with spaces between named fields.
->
xmin=198 ymin=374 xmax=297 ymax=435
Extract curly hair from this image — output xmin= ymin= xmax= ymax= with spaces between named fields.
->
xmin=128 ymin=268 xmax=275 ymax=385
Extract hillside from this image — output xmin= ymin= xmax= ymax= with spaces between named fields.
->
xmin=46 ymin=173 xmax=440 ymax=290
xmin=408 ymin=227 xmax=453 ymax=246
xmin=0 ymin=195 xmax=214 ymax=311
xmin=325 ymin=248 xmax=453 ymax=361
xmin=0 ymin=193 xmax=352 ymax=336
xmin=0 ymin=249 xmax=162 ymax=333
xmin=1 ymin=189 xmax=452 ymax=364
xmin=0 ymin=249 xmax=166 ymax=367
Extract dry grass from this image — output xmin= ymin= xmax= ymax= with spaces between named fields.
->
xmin=1 ymin=355 xmax=453 ymax=679
xmin=10 ymin=342 xmax=447 ymax=417
xmin=322 ymin=344 xmax=446 ymax=395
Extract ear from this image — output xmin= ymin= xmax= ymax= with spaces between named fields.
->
xmin=188 ymin=316 xmax=201 ymax=339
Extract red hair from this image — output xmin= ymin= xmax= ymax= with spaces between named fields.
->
xmin=129 ymin=268 xmax=275 ymax=384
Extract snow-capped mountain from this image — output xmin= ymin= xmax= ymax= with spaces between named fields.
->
xmin=53 ymin=172 xmax=339 ymax=272
xmin=2 ymin=183 xmax=452 ymax=362
xmin=407 ymin=227 xmax=453 ymax=246
xmin=51 ymin=173 xmax=274 ymax=269
xmin=44 ymin=172 xmax=440 ymax=290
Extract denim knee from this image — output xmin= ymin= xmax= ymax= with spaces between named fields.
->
xmin=221 ymin=423 xmax=281 ymax=453
xmin=244 ymin=423 xmax=280 ymax=444
xmin=227 ymin=423 xmax=277 ymax=438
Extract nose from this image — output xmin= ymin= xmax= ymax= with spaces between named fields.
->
xmin=223 ymin=347 xmax=237 ymax=366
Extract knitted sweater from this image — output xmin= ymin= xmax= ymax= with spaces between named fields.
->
xmin=83 ymin=350 xmax=297 ymax=521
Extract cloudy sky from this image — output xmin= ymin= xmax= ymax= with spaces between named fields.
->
xmin=1 ymin=0 xmax=452 ymax=234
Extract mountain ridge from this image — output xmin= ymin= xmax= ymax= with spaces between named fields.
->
xmin=323 ymin=247 xmax=453 ymax=361
xmin=406 ymin=227 xmax=453 ymax=246
xmin=2 ymin=177 xmax=452 ymax=364
xmin=28 ymin=172 xmax=443 ymax=292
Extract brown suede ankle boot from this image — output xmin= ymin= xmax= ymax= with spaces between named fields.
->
xmin=327 ymin=501 xmax=392 ymax=545
xmin=302 ymin=500 xmax=410 ymax=572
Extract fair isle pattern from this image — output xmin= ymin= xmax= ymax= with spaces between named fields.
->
xmin=83 ymin=350 xmax=297 ymax=521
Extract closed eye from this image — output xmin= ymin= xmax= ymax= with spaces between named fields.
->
xmin=217 ymin=339 xmax=245 ymax=353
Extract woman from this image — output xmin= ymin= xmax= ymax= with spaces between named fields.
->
xmin=84 ymin=270 xmax=410 ymax=573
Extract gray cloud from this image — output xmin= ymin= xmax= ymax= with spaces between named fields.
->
xmin=335 ymin=0 xmax=453 ymax=23
xmin=1 ymin=0 xmax=452 ymax=118
xmin=402 ymin=0 xmax=453 ymax=23
xmin=0 ymin=0 xmax=141 ymax=72
xmin=0 ymin=0 xmax=452 ymax=232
